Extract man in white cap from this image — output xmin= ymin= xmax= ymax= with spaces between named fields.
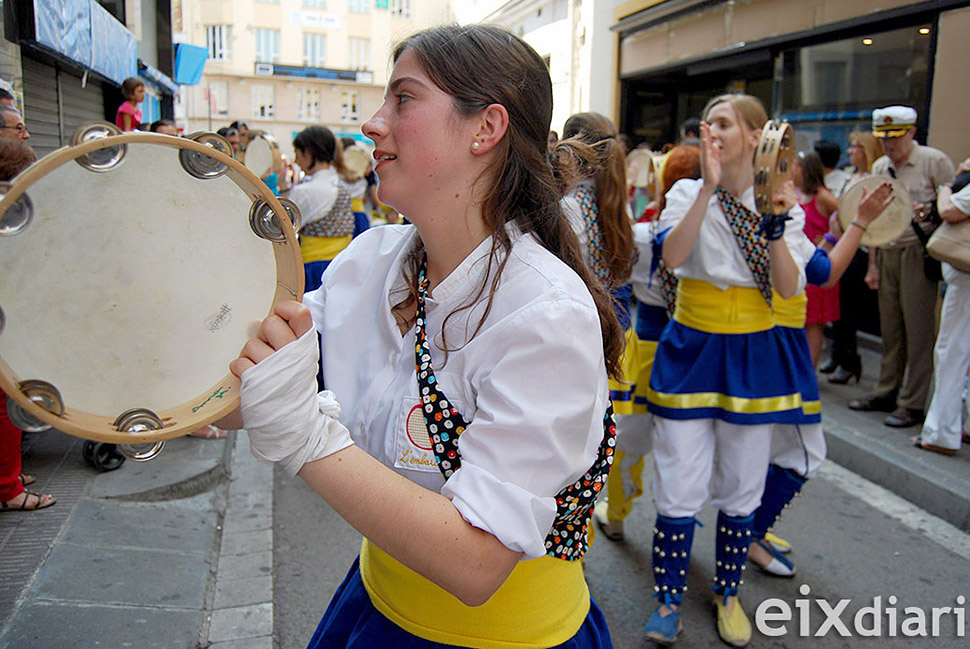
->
xmin=849 ymin=106 xmax=954 ymax=428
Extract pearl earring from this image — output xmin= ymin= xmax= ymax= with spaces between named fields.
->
xmin=472 ymin=141 xmax=480 ymax=151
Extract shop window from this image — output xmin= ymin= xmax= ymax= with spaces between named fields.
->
xmin=252 ymin=84 xmax=275 ymax=119
xmin=299 ymin=88 xmax=321 ymax=121
xmin=206 ymin=25 xmax=231 ymax=61
xmin=255 ymin=29 xmax=280 ymax=64
xmin=779 ymin=24 xmax=932 ymax=114
xmin=342 ymin=91 xmax=359 ymax=123
xmin=390 ymin=0 xmax=411 ymax=18
xmin=349 ymin=38 xmax=370 ymax=71
xmin=207 ymin=80 xmax=230 ymax=117
xmin=304 ymin=33 xmax=327 ymax=67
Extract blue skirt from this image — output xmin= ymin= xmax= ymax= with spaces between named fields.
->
xmin=307 ymin=557 xmax=613 ymax=649
xmin=647 ymin=321 xmax=820 ymax=426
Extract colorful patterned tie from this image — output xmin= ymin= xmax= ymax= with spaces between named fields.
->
xmin=574 ymin=185 xmax=611 ymax=286
xmin=413 ymin=260 xmax=616 ymax=560
xmin=715 ymin=187 xmax=773 ymax=306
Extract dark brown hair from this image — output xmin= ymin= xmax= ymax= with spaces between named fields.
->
xmin=796 ymin=150 xmax=826 ymax=197
xmin=0 ymin=138 xmax=36 ymax=181
xmin=558 ymin=112 xmax=634 ymax=287
xmin=392 ymin=24 xmax=623 ymax=376
xmin=121 ymin=77 xmax=144 ymax=101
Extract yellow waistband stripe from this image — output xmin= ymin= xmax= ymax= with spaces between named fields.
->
xmin=645 ymin=386 xmax=821 ymax=415
xmin=301 ymin=234 xmax=352 ymax=263
xmin=360 ymin=539 xmax=589 ymax=648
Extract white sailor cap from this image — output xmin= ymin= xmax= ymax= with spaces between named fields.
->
xmin=872 ymin=106 xmax=917 ymax=139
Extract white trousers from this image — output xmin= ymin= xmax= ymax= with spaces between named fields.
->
xmin=615 ymin=412 xmax=654 ymax=457
xmin=922 ymin=275 xmax=970 ymax=450
xmin=769 ymin=423 xmax=827 ymax=479
xmin=652 ymin=416 xmax=773 ymax=519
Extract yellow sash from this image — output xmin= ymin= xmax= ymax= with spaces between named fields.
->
xmin=673 ymin=278 xmax=773 ymax=333
xmin=771 ymin=291 xmax=808 ymax=329
xmin=360 ymin=539 xmax=589 ymax=648
xmin=300 ymin=234 xmax=352 ymax=263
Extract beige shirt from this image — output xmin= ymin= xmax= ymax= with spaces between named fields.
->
xmin=872 ymin=142 xmax=955 ymax=247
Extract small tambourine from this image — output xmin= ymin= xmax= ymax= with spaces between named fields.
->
xmin=240 ymin=132 xmax=282 ymax=179
xmin=753 ymin=120 xmax=795 ymax=216
xmin=0 ymin=123 xmax=303 ymax=460
xmin=838 ymin=175 xmax=911 ymax=248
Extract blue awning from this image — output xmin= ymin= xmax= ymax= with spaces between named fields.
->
xmin=138 ymin=60 xmax=179 ymax=95
xmin=174 ymin=43 xmax=207 ymax=85
xmin=31 ymin=0 xmax=136 ymax=86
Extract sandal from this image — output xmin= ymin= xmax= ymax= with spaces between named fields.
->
xmin=190 ymin=425 xmax=228 ymax=439
xmin=19 ymin=473 xmax=35 ymax=487
xmin=1 ymin=491 xmax=56 ymax=512
xmin=748 ymin=538 xmax=796 ymax=577
xmin=912 ymin=436 xmax=957 ymax=456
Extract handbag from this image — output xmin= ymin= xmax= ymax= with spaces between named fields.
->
xmin=927 ymin=219 xmax=970 ymax=274
xmin=911 ymin=218 xmax=943 ymax=282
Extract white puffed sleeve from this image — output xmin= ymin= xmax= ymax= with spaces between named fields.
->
xmin=560 ymin=194 xmax=589 ymax=251
xmin=781 ymin=203 xmax=809 ymax=294
xmin=658 ymin=178 xmax=697 ymax=231
xmin=440 ymin=298 xmax=608 ymax=559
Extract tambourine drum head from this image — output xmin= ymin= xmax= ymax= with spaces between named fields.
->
xmin=838 ymin=175 xmax=912 ymax=248
xmin=0 ymin=134 xmax=300 ymax=443
xmin=342 ymin=147 xmax=371 ymax=181
xmin=243 ymin=135 xmax=276 ymax=178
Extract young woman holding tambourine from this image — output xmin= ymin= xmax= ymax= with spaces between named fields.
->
xmin=643 ymin=94 xmax=814 ymax=647
xmin=747 ymin=178 xmax=894 ymax=581
xmin=225 ymin=25 xmax=621 ymax=649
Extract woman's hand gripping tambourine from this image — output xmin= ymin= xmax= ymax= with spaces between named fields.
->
xmin=0 ymin=123 xmax=303 ymax=461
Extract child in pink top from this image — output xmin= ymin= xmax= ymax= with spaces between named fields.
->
xmin=115 ymin=77 xmax=145 ymax=131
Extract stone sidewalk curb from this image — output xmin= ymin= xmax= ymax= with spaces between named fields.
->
xmin=207 ymin=432 xmax=275 ymax=649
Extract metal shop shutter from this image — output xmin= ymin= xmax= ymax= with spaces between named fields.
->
xmin=21 ymin=55 xmax=105 ymax=158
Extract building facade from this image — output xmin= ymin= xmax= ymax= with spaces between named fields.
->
xmin=1 ymin=0 xmax=178 ymax=157
xmin=614 ymin=0 xmax=970 ymax=165
xmin=176 ymin=0 xmax=453 ymax=158
xmin=457 ymin=0 xmax=628 ymax=137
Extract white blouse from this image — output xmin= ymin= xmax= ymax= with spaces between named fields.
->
xmin=303 ymin=225 xmax=609 ymax=559
xmin=660 ymin=178 xmax=810 ymax=292
xmin=630 ymin=220 xmax=665 ymax=307
xmin=287 ymin=166 xmax=340 ymax=227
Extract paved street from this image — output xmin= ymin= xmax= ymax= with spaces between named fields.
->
xmin=1 ymin=341 xmax=969 ymax=648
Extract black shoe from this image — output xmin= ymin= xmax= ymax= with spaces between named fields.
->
xmin=885 ymin=408 xmax=925 ymax=428
xmin=848 ymin=394 xmax=896 ymax=412
xmin=819 ymin=356 xmax=838 ymax=374
xmin=828 ymin=355 xmax=861 ymax=385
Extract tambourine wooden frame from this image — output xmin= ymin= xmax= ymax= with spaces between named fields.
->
xmin=0 ymin=131 xmax=303 ymax=444
xmin=837 ymin=175 xmax=912 ymax=248
xmin=753 ymin=120 xmax=794 ymax=216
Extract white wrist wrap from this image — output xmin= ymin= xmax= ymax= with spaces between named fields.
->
xmin=239 ymin=328 xmax=354 ymax=476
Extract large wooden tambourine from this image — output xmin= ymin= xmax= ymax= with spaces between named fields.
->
xmin=753 ymin=119 xmax=794 ymax=216
xmin=838 ymin=175 xmax=912 ymax=248
xmin=0 ymin=124 xmax=303 ymax=459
